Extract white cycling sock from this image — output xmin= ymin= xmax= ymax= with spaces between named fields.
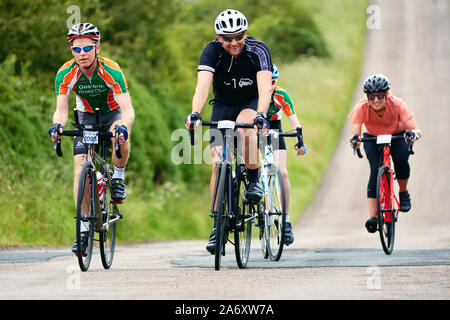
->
xmin=113 ymin=165 xmax=125 ymax=180
xmin=285 ymin=216 xmax=290 ymax=223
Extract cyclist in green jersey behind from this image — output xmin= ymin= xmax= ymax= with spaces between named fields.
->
xmin=267 ymin=64 xmax=306 ymax=245
xmin=49 ymin=23 xmax=135 ymax=253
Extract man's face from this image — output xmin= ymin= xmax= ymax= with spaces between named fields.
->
xmin=217 ymin=31 xmax=246 ymax=58
xmin=71 ymin=37 xmax=99 ymax=69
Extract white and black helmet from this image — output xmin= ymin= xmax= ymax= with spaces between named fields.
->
xmin=214 ymin=9 xmax=248 ymax=35
xmin=363 ymin=74 xmax=391 ymax=93
xmin=67 ymin=23 xmax=100 ymax=43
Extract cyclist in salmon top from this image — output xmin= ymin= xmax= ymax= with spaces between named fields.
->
xmin=49 ymin=23 xmax=135 ymax=252
xmin=184 ymin=9 xmax=273 ymax=254
xmin=348 ymin=74 xmax=422 ymax=233
xmin=268 ymin=64 xmax=306 ymax=245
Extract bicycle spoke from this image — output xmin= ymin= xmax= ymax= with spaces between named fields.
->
xmin=265 ymin=167 xmax=286 ymax=261
xmin=234 ymin=171 xmax=252 ymax=269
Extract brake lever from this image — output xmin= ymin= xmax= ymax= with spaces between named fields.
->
xmin=114 ymin=125 xmax=122 ymax=159
xmin=54 ymin=124 xmax=63 ymax=157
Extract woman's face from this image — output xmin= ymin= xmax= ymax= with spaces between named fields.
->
xmin=367 ymin=92 xmax=387 ymax=111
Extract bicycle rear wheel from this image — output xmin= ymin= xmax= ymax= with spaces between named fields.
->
xmin=76 ymin=162 xmax=95 ymax=271
xmin=376 ymin=165 xmax=395 ymax=255
xmin=99 ymin=172 xmax=117 ymax=269
xmin=265 ymin=166 xmax=286 ymax=261
xmin=234 ymin=169 xmax=252 ymax=269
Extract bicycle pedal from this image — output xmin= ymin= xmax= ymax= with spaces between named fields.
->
xmin=75 ymin=252 xmax=87 ymax=257
xmin=112 ymin=200 xmax=123 ymax=204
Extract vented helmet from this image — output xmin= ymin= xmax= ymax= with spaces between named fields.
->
xmin=363 ymin=74 xmax=391 ymax=93
xmin=67 ymin=23 xmax=100 ymax=44
xmin=214 ymin=9 xmax=248 ymax=35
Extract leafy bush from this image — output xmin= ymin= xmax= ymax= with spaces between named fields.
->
xmin=0 ymin=0 xmax=331 ymax=245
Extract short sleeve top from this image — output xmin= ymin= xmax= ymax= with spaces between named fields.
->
xmin=348 ymin=94 xmax=414 ymax=135
xmin=198 ymin=36 xmax=272 ymax=106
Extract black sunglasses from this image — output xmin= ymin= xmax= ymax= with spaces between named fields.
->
xmin=367 ymin=93 xmax=386 ymax=101
xmin=221 ymin=33 xmax=245 ymax=42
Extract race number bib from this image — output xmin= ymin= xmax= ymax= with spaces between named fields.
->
xmin=376 ymin=134 xmax=392 ymax=144
xmin=83 ymin=131 xmax=99 ymax=144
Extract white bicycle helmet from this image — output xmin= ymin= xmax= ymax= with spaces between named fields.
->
xmin=214 ymin=9 xmax=248 ymax=35
xmin=67 ymin=23 xmax=100 ymax=44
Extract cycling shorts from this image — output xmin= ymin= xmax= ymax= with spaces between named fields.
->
xmin=209 ymin=97 xmax=258 ymax=148
xmin=268 ymin=120 xmax=286 ymax=151
xmin=73 ymin=108 xmax=122 ymax=156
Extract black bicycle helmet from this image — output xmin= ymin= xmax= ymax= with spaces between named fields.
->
xmin=363 ymin=74 xmax=391 ymax=93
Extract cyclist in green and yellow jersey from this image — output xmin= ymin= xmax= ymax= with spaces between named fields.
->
xmin=267 ymin=64 xmax=306 ymax=245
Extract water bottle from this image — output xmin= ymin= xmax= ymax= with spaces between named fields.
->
xmin=96 ymin=171 xmax=106 ymax=204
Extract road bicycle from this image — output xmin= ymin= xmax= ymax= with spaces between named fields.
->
xmin=258 ymin=127 xmax=303 ymax=261
xmin=190 ymin=120 xmax=256 ymax=270
xmin=352 ymin=133 xmax=414 ymax=255
xmin=53 ymin=108 xmax=123 ymax=271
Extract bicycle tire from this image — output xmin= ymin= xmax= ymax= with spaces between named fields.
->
xmin=75 ymin=162 xmax=95 ymax=271
xmin=259 ymin=198 xmax=268 ymax=259
xmin=376 ymin=165 xmax=395 ymax=255
xmin=234 ymin=169 xmax=252 ymax=269
xmin=265 ymin=165 xmax=286 ymax=261
xmin=99 ymin=170 xmax=117 ymax=269
xmin=214 ymin=163 xmax=228 ymax=270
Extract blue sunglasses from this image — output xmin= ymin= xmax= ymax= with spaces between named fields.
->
xmin=71 ymin=45 xmax=95 ymax=53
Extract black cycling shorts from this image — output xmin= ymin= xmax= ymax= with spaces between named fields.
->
xmin=209 ymin=97 xmax=258 ymax=148
xmin=267 ymin=120 xmax=286 ymax=151
xmin=73 ymin=108 xmax=122 ymax=156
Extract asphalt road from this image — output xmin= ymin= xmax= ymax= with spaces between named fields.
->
xmin=1 ymin=0 xmax=449 ymax=302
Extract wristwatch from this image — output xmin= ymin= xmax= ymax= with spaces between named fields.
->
xmin=256 ymin=111 xmax=267 ymax=119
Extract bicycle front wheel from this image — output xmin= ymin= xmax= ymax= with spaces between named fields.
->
xmin=99 ymin=173 xmax=117 ymax=269
xmin=214 ymin=163 xmax=229 ymax=270
xmin=376 ymin=165 xmax=395 ymax=255
xmin=265 ymin=166 xmax=286 ymax=261
xmin=76 ymin=162 xmax=95 ymax=271
xmin=234 ymin=170 xmax=252 ymax=269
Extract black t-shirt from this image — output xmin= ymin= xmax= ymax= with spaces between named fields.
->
xmin=198 ymin=36 xmax=272 ymax=106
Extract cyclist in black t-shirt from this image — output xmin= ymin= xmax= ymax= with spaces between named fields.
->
xmin=185 ymin=9 xmax=273 ymax=254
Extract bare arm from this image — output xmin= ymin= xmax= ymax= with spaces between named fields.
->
xmin=403 ymin=117 xmax=422 ymax=139
xmin=351 ymin=122 xmax=363 ymax=149
xmin=287 ymin=114 xmax=301 ymax=130
xmin=50 ymin=95 xmax=70 ymax=141
xmin=256 ymin=70 xmax=272 ymax=114
xmin=115 ymin=92 xmax=135 ymax=130
xmin=52 ymin=95 xmax=70 ymax=127
xmin=287 ymin=115 xmax=306 ymax=156
xmin=186 ymin=71 xmax=213 ymax=128
xmin=192 ymin=71 xmax=213 ymax=114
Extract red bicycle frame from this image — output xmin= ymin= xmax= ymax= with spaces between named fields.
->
xmin=380 ymin=145 xmax=400 ymax=223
